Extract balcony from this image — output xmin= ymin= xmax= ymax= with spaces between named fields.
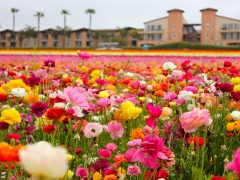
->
xmin=139 ymin=29 xmax=164 ymax=35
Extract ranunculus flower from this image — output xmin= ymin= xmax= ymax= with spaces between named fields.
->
xmin=0 ymin=108 xmax=21 ymax=125
xmin=105 ymin=143 xmax=117 ymax=151
xmin=98 ymin=149 xmax=112 ymax=159
xmin=45 ymin=107 xmax=65 ymax=120
xmin=44 ymin=60 xmax=55 ymax=67
xmin=106 ymin=121 xmax=124 ymax=140
xmin=11 ymin=88 xmax=26 ymax=97
xmin=76 ymin=167 xmax=88 ymax=178
xmin=83 ymin=122 xmax=103 ymax=138
xmin=127 ymin=165 xmax=141 ymax=175
xmin=30 ymin=102 xmax=49 ymax=117
xmin=226 ymin=147 xmax=240 ymax=178
xmin=146 ymin=104 xmax=162 ymax=118
xmin=180 ymin=108 xmax=212 ymax=133
xmin=163 ymin=62 xmax=177 ymax=71
xmin=77 ymin=51 xmax=91 ymax=60
xmin=7 ymin=133 xmax=21 ymax=140
xmin=19 ymin=141 xmax=68 ymax=179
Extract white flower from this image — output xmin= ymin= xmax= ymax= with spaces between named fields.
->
xmin=92 ymin=115 xmax=103 ymax=121
xmin=49 ymin=92 xmax=58 ymax=99
xmin=11 ymin=88 xmax=26 ymax=97
xmin=178 ymin=90 xmax=194 ymax=101
xmin=163 ymin=62 xmax=177 ymax=71
xmin=53 ymin=102 xmax=66 ymax=109
xmin=231 ymin=111 xmax=240 ymax=121
xmin=171 ymin=70 xmax=184 ymax=77
xmin=72 ymin=106 xmax=84 ymax=117
xmin=147 ymin=85 xmax=153 ymax=91
xmin=19 ymin=141 xmax=68 ymax=179
xmin=125 ymin=72 xmax=135 ymax=77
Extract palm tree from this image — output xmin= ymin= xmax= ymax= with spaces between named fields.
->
xmin=11 ymin=8 xmax=19 ymax=41
xmin=19 ymin=25 xmax=37 ymax=48
xmin=34 ymin=12 xmax=44 ymax=48
xmin=60 ymin=9 xmax=70 ymax=48
xmin=85 ymin=8 xmax=95 ymax=47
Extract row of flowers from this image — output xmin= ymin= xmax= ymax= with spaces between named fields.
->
xmin=0 ymin=52 xmax=239 ymax=179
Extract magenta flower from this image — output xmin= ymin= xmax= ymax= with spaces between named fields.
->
xmin=127 ymin=165 xmax=141 ymax=175
xmin=30 ymin=102 xmax=49 ymax=117
xmin=106 ymin=121 xmax=124 ymax=140
xmin=180 ymin=108 xmax=212 ymax=133
xmin=146 ymin=104 xmax=162 ymax=118
xmin=97 ymin=98 xmax=111 ymax=107
xmin=226 ymin=147 xmax=240 ymax=178
xmin=44 ymin=60 xmax=55 ymax=67
xmin=145 ymin=117 xmax=158 ymax=128
xmin=76 ymin=167 xmax=88 ymax=178
xmin=98 ymin=149 xmax=112 ymax=159
xmin=183 ymin=86 xmax=198 ymax=93
xmin=78 ymin=51 xmax=91 ymax=60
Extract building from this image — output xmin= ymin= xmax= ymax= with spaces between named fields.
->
xmin=0 ymin=27 xmax=139 ymax=49
xmin=201 ymin=8 xmax=240 ymax=46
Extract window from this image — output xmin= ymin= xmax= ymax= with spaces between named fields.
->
xmin=53 ymin=41 xmax=58 ymax=47
xmin=157 ymin=25 xmax=161 ymax=31
xmin=222 ymin=24 xmax=227 ymax=30
xmin=87 ymin=41 xmax=91 ymax=47
xmin=172 ymin=24 xmax=176 ymax=29
xmin=42 ymin=42 xmax=48 ymax=47
xmin=76 ymin=41 xmax=82 ymax=47
xmin=77 ymin=32 xmax=82 ymax=40
xmin=206 ymin=23 xmax=210 ymax=29
xmin=206 ymin=33 xmax=209 ymax=38
xmin=10 ymin=42 xmax=16 ymax=48
xmin=235 ymin=24 xmax=239 ymax=30
xmin=228 ymin=24 xmax=233 ymax=30
xmin=172 ymin=34 xmax=176 ymax=39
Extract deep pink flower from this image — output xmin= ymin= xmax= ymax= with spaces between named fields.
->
xmin=130 ymin=81 xmax=140 ymax=89
xmin=226 ymin=147 xmax=240 ymax=178
xmin=106 ymin=121 xmax=124 ymax=140
xmin=44 ymin=60 xmax=55 ymax=67
xmin=7 ymin=133 xmax=21 ymax=140
xmin=145 ymin=117 xmax=158 ymax=128
xmin=146 ymin=104 xmax=162 ymax=118
xmin=98 ymin=149 xmax=112 ymax=159
xmin=215 ymin=82 xmax=233 ymax=92
xmin=30 ymin=102 xmax=49 ymax=117
xmin=76 ymin=167 xmax=88 ymax=178
xmin=96 ymin=79 xmax=107 ymax=86
xmin=78 ymin=51 xmax=91 ymax=60
xmin=184 ymin=86 xmax=198 ymax=93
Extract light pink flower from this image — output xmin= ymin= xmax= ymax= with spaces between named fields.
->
xmin=226 ymin=147 xmax=240 ymax=178
xmin=180 ymin=108 xmax=212 ymax=133
xmin=127 ymin=165 xmax=141 ymax=175
xmin=127 ymin=139 xmax=142 ymax=147
xmin=183 ymin=86 xmax=198 ymax=93
xmin=106 ymin=121 xmax=124 ymax=140
xmin=58 ymin=87 xmax=90 ymax=110
xmin=105 ymin=143 xmax=117 ymax=151
xmin=98 ymin=149 xmax=112 ymax=159
xmin=83 ymin=122 xmax=103 ymax=138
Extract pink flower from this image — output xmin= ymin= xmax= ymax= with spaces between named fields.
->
xmin=97 ymin=98 xmax=111 ymax=107
xmin=183 ymin=86 xmax=198 ymax=93
xmin=127 ymin=165 xmax=141 ymax=175
xmin=58 ymin=87 xmax=90 ymax=110
xmin=142 ymin=125 xmax=160 ymax=136
xmin=226 ymin=147 xmax=240 ymax=178
xmin=78 ymin=51 xmax=91 ymax=60
xmin=105 ymin=143 xmax=117 ymax=151
xmin=145 ymin=117 xmax=158 ymax=128
xmin=164 ymin=92 xmax=177 ymax=101
xmin=106 ymin=121 xmax=124 ymax=140
xmin=98 ymin=149 xmax=112 ymax=159
xmin=146 ymin=104 xmax=162 ymax=118
xmin=76 ymin=167 xmax=88 ymax=178
xmin=96 ymin=79 xmax=107 ymax=86
xmin=130 ymin=81 xmax=140 ymax=89
xmin=180 ymin=108 xmax=212 ymax=133
xmin=127 ymin=139 xmax=142 ymax=147
xmin=83 ymin=122 xmax=103 ymax=138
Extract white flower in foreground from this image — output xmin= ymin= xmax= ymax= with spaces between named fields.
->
xmin=231 ymin=111 xmax=240 ymax=121
xmin=11 ymin=88 xmax=26 ymax=97
xmin=163 ymin=62 xmax=177 ymax=71
xmin=19 ymin=141 xmax=68 ymax=179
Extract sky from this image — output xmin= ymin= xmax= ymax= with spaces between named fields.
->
xmin=0 ymin=0 xmax=240 ymax=31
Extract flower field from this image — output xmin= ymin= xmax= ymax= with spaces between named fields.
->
xmin=0 ymin=50 xmax=240 ymax=180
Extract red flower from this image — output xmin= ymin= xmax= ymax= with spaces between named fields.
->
xmin=230 ymin=91 xmax=240 ymax=101
xmin=43 ymin=125 xmax=56 ymax=133
xmin=187 ymin=136 xmax=204 ymax=150
xmin=45 ymin=107 xmax=65 ymax=120
xmin=215 ymin=82 xmax=233 ymax=92
xmin=7 ymin=134 xmax=21 ymax=140
xmin=144 ymin=169 xmax=169 ymax=179
xmin=212 ymin=175 xmax=227 ymax=180
xmin=0 ymin=94 xmax=7 ymax=102
xmin=223 ymin=61 xmax=232 ymax=67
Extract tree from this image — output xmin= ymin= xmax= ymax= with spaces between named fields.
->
xmin=85 ymin=8 xmax=95 ymax=47
xmin=34 ymin=12 xmax=44 ymax=48
xmin=60 ymin=9 xmax=70 ymax=48
xmin=19 ymin=25 xmax=37 ymax=48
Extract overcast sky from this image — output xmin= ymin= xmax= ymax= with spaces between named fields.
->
xmin=0 ymin=0 xmax=240 ymax=31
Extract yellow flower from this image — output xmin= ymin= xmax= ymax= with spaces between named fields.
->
xmin=75 ymin=78 xmax=83 ymax=86
xmin=121 ymin=101 xmax=142 ymax=120
xmin=0 ymin=87 xmax=6 ymax=94
xmin=80 ymin=66 xmax=89 ymax=72
xmin=66 ymin=170 xmax=74 ymax=179
xmin=118 ymin=167 xmax=126 ymax=176
xmin=161 ymin=107 xmax=173 ymax=117
xmin=106 ymin=85 xmax=116 ymax=92
xmin=169 ymin=102 xmax=177 ymax=106
xmin=139 ymin=97 xmax=146 ymax=102
xmin=91 ymin=69 xmax=101 ymax=77
xmin=233 ymin=85 xmax=240 ymax=92
xmin=230 ymin=77 xmax=240 ymax=85
xmin=234 ymin=120 xmax=240 ymax=130
xmin=93 ymin=172 xmax=102 ymax=180
xmin=2 ymin=79 xmax=30 ymax=92
xmin=67 ymin=154 xmax=74 ymax=162
xmin=98 ymin=91 xmax=110 ymax=98
xmin=0 ymin=108 xmax=21 ymax=125
xmin=227 ymin=122 xmax=235 ymax=131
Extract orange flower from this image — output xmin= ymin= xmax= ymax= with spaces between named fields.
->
xmin=152 ymin=83 xmax=161 ymax=91
xmin=154 ymin=90 xmax=164 ymax=97
xmin=113 ymin=109 xmax=128 ymax=122
xmin=179 ymin=81 xmax=186 ymax=88
xmin=104 ymin=174 xmax=117 ymax=180
xmin=61 ymin=77 xmax=73 ymax=87
xmin=226 ymin=115 xmax=233 ymax=121
xmin=114 ymin=154 xmax=126 ymax=164
xmin=160 ymin=83 xmax=168 ymax=91
xmin=45 ymin=107 xmax=65 ymax=121
xmin=130 ymin=128 xmax=144 ymax=140
xmin=0 ymin=142 xmax=22 ymax=162
xmin=24 ymin=92 xmax=39 ymax=104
